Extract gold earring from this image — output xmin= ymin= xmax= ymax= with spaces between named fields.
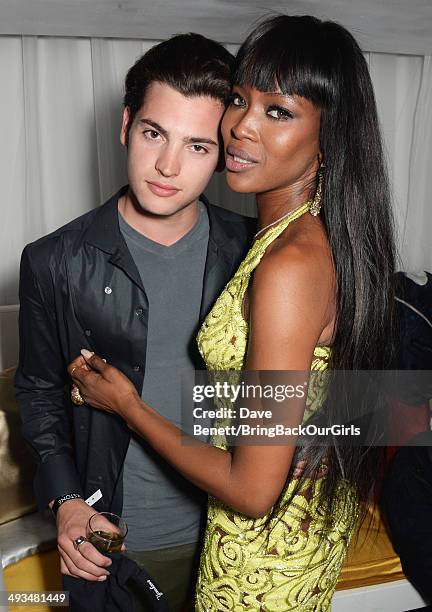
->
xmin=310 ymin=165 xmax=325 ymax=216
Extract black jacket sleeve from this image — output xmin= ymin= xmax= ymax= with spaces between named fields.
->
xmin=14 ymin=245 xmax=83 ymax=509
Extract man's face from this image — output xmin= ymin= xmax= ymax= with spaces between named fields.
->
xmin=121 ymin=82 xmax=224 ymax=218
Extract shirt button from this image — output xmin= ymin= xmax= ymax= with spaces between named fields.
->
xmin=135 ymin=307 xmax=144 ymax=316
xmin=85 ymin=329 xmax=91 ymax=336
xmin=132 ymin=364 xmax=142 ymax=372
xmin=104 ymin=286 xmax=112 ymax=294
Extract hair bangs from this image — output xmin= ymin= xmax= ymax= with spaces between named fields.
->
xmin=234 ymin=16 xmax=334 ymax=108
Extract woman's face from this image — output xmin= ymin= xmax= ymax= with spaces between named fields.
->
xmin=222 ymin=84 xmax=322 ymax=197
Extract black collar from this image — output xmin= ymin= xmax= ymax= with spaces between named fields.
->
xmin=83 ymin=185 xmax=128 ymax=254
xmin=83 ymin=185 xmax=243 ymax=255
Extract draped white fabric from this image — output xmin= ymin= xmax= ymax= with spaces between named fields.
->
xmin=0 ymin=37 xmax=431 ymax=305
xmin=402 ymin=56 xmax=432 ymax=273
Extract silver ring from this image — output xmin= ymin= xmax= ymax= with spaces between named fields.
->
xmin=73 ymin=535 xmax=88 ymax=550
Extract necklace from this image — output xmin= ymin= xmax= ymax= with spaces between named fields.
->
xmin=254 ymin=199 xmax=312 ymax=240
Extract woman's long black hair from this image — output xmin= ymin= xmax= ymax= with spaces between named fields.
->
xmin=234 ymin=15 xmax=396 ymax=522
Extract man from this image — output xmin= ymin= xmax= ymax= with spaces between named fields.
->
xmin=15 ymin=33 xmax=254 ymax=610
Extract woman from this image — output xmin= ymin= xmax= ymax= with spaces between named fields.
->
xmin=70 ymin=15 xmax=395 ymax=610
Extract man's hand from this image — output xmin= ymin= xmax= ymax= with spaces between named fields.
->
xmin=56 ymin=499 xmax=112 ymax=581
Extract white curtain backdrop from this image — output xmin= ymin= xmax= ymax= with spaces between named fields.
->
xmin=0 ymin=36 xmax=431 ymax=306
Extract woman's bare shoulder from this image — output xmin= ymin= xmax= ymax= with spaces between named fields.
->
xmin=247 ymin=229 xmax=335 ymax=367
xmin=255 ymin=230 xmax=333 ymax=303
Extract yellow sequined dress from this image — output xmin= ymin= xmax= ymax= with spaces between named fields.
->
xmin=195 ymin=202 xmax=359 ymax=611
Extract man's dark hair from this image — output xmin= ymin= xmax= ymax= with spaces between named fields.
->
xmin=123 ymin=33 xmax=234 ymax=137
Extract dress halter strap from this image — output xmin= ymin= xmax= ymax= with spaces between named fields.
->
xmin=254 ymin=200 xmax=311 ymax=250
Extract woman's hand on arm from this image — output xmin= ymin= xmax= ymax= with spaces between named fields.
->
xmin=68 ymin=352 xmax=234 ymax=507
xmin=68 ymin=247 xmax=330 ymax=517
xmin=68 ymin=352 xmax=140 ymax=419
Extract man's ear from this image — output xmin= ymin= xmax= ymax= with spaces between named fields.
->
xmin=120 ymin=107 xmax=131 ymax=147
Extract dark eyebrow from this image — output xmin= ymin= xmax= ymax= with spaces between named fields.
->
xmin=138 ymin=118 xmax=217 ymax=146
xmin=184 ymin=136 xmax=218 ymax=146
xmin=139 ymin=118 xmax=168 ymax=138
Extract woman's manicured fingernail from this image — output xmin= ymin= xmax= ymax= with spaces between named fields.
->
xmin=98 ymin=575 xmax=107 ymax=581
xmin=81 ymin=349 xmax=94 ymax=358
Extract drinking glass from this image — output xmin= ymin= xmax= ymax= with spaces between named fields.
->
xmin=87 ymin=512 xmax=128 ymax=553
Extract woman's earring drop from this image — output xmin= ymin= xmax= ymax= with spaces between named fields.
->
xmin=310 ymin=165 xmax=325 ymax=216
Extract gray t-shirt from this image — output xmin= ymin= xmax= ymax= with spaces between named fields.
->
xmin=119 ymin=203 xmax=209 ymax=551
